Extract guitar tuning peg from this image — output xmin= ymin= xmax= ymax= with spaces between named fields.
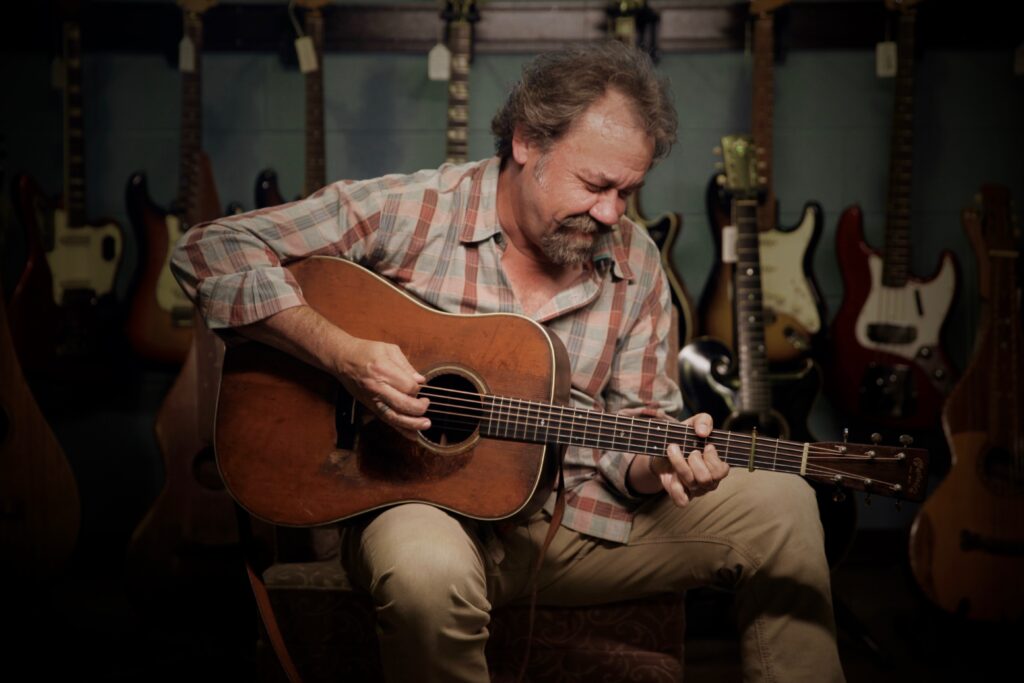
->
xmin=871 ymin=432 xmax=882 ymax=444
xmin=712 ymin=146 xmax=722 ymax=156
xmin=899 ymin=434 xmax=914 ymax=447
xmin=842 ymin=428 xmax=849 ymax=444
xmin=864 ymin=492 xmax=872 ymax=506
xmin=716 ymin=174 xmax=727 ymax=187
xmin=714 ymin=161 xmax=724 ymax=170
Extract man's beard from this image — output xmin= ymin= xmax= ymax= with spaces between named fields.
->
xmin=540 ymin=213 xmax=612 ymax=266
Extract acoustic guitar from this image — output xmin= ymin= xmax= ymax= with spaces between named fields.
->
xmin=124 ymin=0 xmax=222 ymax=365
xmin=214 ymin=256 xmax=929 ymax=528
xmin=0 ymin=286 xmax=81 ymax=581
xmin=699 ymin=0 xmax=826 ymax=364
xmin=827 ymin=0 xmax=958 ymax=431
xmin=680 ymin=135 xmax=856 ymax=567
xmin=908 ymin=184 xmax=1023 ymax=622
xmin=9 ymin=9 xmax=124 ymax=366
xmin=255 ymin=0 xmax=328 ymax=208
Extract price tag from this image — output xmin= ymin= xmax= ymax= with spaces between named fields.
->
xmin=722 ymin=226 xmax=738 ymax=263
xmin=876 ymin=41 xmax=897 ymax=78
xmin=179 ymin=36 xmax=196 ymax=73
xmin=295 ymin=36 xmax=319 ymax=74
xmin=428 ymin=43 xmax=451 ymax=82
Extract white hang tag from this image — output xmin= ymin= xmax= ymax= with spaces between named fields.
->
xmin=179 ymin=36 xmax=196 ymax=73
xmin=295 ymin=36 xmax=319 ymax=74
xmin=1014 ymin=43 xmax=1024 ymax=76
xmin=722 ymin=225 xmax=738 ymax=263
xmin=427 ymin=42 xmax=451 ymax=82
xmin=875 ymin=41 xmax=897 ymax=78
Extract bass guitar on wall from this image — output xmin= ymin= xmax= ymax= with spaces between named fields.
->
xmin=827 ymin=0 xmax=957 ymax=433
xmin=909 ymin=184 xmax=1023 ymax=622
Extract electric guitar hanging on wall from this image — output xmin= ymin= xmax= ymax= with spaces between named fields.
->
xmin=699 ymin=0 xmax=826 ymax=363
xmin=255 ymin=0 xmax=328 ymax=208
xmin=680 ymin=136 xmax=855 ymax=567
xmin=10 ymin=8 xmax=124 ymax=366
xmin=441 ymin=0 xmax=478 ymax=165
xmin=607 ymin=0 xmax=696 ymax=346
xmin=827 ymin=0 xmax=957 ymax=431
xmin=909 ymin=184 xmax=1023 ymax=622
xmin=124 ymin=0 xmax=222 ymax=365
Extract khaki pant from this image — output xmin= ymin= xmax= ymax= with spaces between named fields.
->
xmin=341 ymin=468 xmax=845 ymax=683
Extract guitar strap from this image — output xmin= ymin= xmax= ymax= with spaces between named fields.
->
xmin=237 ymin=469 xmax=567 ymax=683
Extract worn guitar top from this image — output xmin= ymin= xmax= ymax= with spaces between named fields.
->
xmin=171 ymin=157 xmax=680 ymax=543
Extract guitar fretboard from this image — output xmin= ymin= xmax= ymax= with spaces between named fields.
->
xmin=752 ymin=11 xmax=777 ymax=231
xmin=733 ymin=198 xmax=772 ymax=412
xmin=63 ymin=22 xmax=86 ymax=227
xmin=445 ymin=19 xmax=471 ymax=164
xmin=883 ymin=9 xmax=917 ymax=288
xmin=304 ymin=8 xmax=326 ymax=196
xmin=178 ymin=10 xmax=204 ymax=227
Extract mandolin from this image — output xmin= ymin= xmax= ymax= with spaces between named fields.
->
xmin=214 ymin=256 xmax=928 ymax=528
xmin=124 ymin=0 xmax=222 ymax=365
xmin=680 ymin=135 xmax=855 ymax=567
xmin=909 ymin=184 xmax=1023 ymax=622
xmin=699 ymin=0 xmax=827 ymax=364
xmin=255 ymin=0 xmax=329 ymax=208
xmin=826 ymin=0 xmax=958 ymax=432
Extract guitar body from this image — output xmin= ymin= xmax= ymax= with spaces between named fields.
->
xmin=827 ymin=205 xmax=957 ymax=430
xmin=216 ymin=257 xmax=567 ymax=527
xmin=7 ymin=174 xmax=58 ymax=372
xmin=908 ymin=185 xmax=1023 ymax=622
xmin=255 ymin=168 xmax=287 ymax=209
xmin=0 ymin=290 xmax=80 ymax=581
xmin=46 ymin=208 xmax=122 ymax=305
xmin=699 ymin=176 xmax=826 ymax=362
xmin=679 ymin=336 xmax=856 ymax=567
xmin=124 ymin=150 xmax=221 ymax=365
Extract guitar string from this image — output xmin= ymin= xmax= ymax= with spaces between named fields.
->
xmin=418 ymin=402 xmax=897 ymax=489
xmin=414 ymin=388 xmax=907 ymax=489
xmin=416 ymin=384 xmax=902 ymax=461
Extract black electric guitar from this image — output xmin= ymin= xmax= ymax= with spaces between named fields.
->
xmin=681 ymin=135 xmax=856 ymax=567
xmin=607 ymin=0 xmax=696 ymax=346
xmin=255 ymin=0 xmax=328 ymax=207
xmin=699 ymin=0 xmax=826 ymax=364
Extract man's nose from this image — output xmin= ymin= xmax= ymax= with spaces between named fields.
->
xmin=590 ymin=190 xmax=624 ymax=226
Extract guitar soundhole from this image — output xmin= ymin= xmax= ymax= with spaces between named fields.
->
xmin=978 ymin=446 xmax=1024 ymax=497
xmin=420 ymin=371 xmax=483 ymax=449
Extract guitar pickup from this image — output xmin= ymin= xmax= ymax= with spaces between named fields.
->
xmin=866 ymin=323 xmax=917 ymax=344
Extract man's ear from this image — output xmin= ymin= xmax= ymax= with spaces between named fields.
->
xmin=511 ymin=125 xmax=532 ymax=165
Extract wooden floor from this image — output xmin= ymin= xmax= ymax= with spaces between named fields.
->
xmin=10 ymin=528 xmax=1022 ymax=682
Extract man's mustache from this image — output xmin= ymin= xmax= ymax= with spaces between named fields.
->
xmin=556 ymin=214 xmax=612 ymax=235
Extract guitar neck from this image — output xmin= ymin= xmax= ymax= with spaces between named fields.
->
xmin=883 ymin=8 xmax=917 ymax=287
xmin=63 ymin=20 xmax=86 ymax=228
xmin=445 ymin=19 xmax=471 ymax=164
xmin=423 ymin=385 xmax=922 ymax=500
xmin=733 ymin=198 xmax=772 ymax=412
xmin=751 ymin=11 xmax=777 ymax=229
xmin=304 ymin=8 xmax=326 ymax=195
xmin=178 ymin=9 xmax=204 ymax=224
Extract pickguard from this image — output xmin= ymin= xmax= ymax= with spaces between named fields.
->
xmin=46 ymin=208 xmax=122 ymax=304
xmin=156 ymin=213 xmax=195 ymax=323
xmin=759 ymin=204 xmax=820 ymax=334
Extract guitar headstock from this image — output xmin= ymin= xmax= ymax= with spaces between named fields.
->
xmin=441 ymin=0 xmax=480 ymax=24
xmin=177 ymin=0 xmax=217 ymax=14
xmin=716 ymin=134 xmax=766 ymax=200
xmin=810 ymin=439 xmax=929 ymax=502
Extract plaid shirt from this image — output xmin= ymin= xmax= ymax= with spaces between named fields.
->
xmin=172 ymin=157 xmax=681 ymax=543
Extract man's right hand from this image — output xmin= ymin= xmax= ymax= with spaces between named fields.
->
xmin=335 ymin=337 xmax=431 ymax=441
xmin=238 ymin=305 xmax=430 ymax=442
